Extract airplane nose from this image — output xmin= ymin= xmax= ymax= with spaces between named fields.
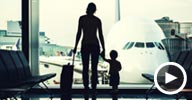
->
xmin=145 ymin=51 xmax=152 ymax=54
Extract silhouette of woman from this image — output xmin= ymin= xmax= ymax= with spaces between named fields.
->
xmin=73 ymin=2 xmax=105 ymax=92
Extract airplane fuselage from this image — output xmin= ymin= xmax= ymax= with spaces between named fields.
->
xmin=105 ymin=16 xmax=169 ymax=83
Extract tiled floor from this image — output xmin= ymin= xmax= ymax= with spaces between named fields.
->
xmin=21 ymin=91 xmax=187 ymax=100
xmin=4 ymin=84 xmax=190 ymax=100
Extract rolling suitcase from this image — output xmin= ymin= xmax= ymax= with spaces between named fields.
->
xmin=60 ymin=54 xmax=75 ymax=99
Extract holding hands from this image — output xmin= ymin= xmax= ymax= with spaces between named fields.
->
xmin=100 ymin=50 xmax=105 ymax=58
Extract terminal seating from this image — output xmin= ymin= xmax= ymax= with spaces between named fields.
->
xmin=0 ymin=50 xmax=56 ymax=99
xmin=142 ymin=50 xmax=192 ymax=99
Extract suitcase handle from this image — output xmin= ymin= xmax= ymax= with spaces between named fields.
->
xmin=72 ymin=52 xmax=75 ymax=65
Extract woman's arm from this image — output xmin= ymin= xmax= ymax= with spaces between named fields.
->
xmin=118 ymin=62 xmax=122 ymax=71
xmin=100 ymin=51 xmax=110 ymax=62
xmin=98 ymin=19 xmax=105 ymax=52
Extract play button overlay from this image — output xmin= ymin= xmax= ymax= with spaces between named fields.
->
xmin=165 ymin=72 xmax=177 ymax=84
xmin=154 ymin=62 xmax=187 ymax=95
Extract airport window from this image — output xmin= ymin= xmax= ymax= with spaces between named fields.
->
xmin=35 ymin=0 xmax=192 ymax=90
xmin=146 ymin=42 xmax=155 ymax=48
xmin=1 ymin=0 xmax=191 ymax=100
xmin=39 ymin=0 xmax=119 ymax=88
xmin=123 ymin=42 xmax=134 ymax=49
xmin=0 ymin=0 xmax=21 ymax=51
xmin=135 ymin=42 xmax=145 ymax=48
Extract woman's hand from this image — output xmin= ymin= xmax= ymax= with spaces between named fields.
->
xmin=100 ymin=50 xmax=105 ymax=58
xmin=73 ymin=47 xmax=77 ymax=54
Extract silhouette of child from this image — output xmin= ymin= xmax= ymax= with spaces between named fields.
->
xmin=100 ymin=50 xmax=122 ymax=92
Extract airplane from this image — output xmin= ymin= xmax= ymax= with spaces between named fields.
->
xmin=103 ymin=0 xmax=169 ymax=83
xmin=105 ymin=16 xmax=169 ymax=83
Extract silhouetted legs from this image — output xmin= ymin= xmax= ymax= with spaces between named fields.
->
xmin=83 ymin=93 xmax=89 ymax=100
xmin=82 ymin=49 xmax=89 ymax=90
xmin=91 ymin=50 xmax=99 ymax=90
xmin=112 ymin=85 xmax=118 ymax=91
xmin=112 ymin=93 xmax=118 ymax=100
xmin=81 ymin=44 xmax=100 ymax=91
xmin=61 ymin=93 xmax=72 ymax=100
xmin=111 ymin=85 xmax=118 ymax=100
xmin=92 ymin=93 xmax=97 ymax=100
xmin=83 ymin=93 xmax=97 ymax=100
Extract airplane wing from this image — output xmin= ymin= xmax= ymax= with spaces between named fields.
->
xmin=39 ymin=56 xmax=108 ymax=76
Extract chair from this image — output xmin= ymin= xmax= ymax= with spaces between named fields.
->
xmin=0 ymin=50 xmax=31 ymax=99
xmin=142 ymin=50 xmax=192 ymax=99
xmin=16 ymin=51 xmax=56 ymax=83
xmin=0 ymin=50 xmax=56 ymax=99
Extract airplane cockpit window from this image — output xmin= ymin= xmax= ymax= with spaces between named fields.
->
xmin=135 ymin=42 xmax=144 ymax=48
xmin=159 ymin=43 xmax=165 ymax=50
xmin=154 ymin=42 xmax=165 ymax=50
xmin=154 ymin=42 xmax=161 ymax=49
xmin=123 ymin=42 xmax=130 ymax=49
xmin=123 ymin=42 xmax=134 ymax=49
xmin=146 ymin=42 xmax=155 ymax=48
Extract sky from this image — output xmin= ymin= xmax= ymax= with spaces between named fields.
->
xmin=0 ymin=0 xmax=21 ymax=29
xmin=1 ymin=0 xmax=192 ymax=46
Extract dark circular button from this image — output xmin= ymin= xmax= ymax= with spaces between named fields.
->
xmin=154 ymin=62 xmax=187 ymax=95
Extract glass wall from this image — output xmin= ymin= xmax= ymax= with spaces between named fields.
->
xmin=38 ymin=0 xmax=115 ymax=87
xmin=38 ymin=0 xmax=192 ymax=88
xmin=0 ymin=0 xmax=22 ymax=51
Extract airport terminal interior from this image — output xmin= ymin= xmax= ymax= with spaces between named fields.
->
xmin=1 ymin=0 xmax=192 ymax=100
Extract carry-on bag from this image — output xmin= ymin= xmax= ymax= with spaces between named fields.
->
xmin=60 ymin=54 xmax=75 ymax=93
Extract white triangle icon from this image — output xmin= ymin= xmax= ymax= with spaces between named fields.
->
xmin=165 ymin=72 xmax=177 ymax=84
